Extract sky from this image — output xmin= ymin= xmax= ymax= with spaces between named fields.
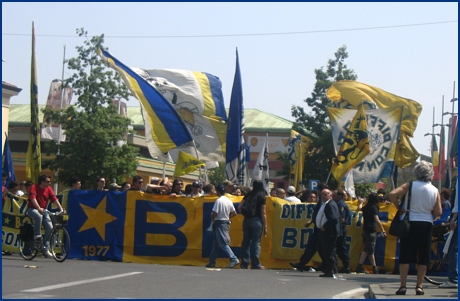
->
xmin=2 ymin=2 xmax=458 ymax=158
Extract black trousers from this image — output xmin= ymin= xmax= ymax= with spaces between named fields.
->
xmin=299 ymin=227 xmax=319 ymax=265
xmin=318 ymin=230 xmax=338 ymax=275
xmin=334 ymin=229 xmax=350 ymax=268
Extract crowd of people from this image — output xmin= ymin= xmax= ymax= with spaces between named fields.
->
xmin=2 ymin=160 xmax=457 ymax=291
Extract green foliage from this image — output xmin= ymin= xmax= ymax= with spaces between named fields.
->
xmin=291 ymin=45 xmax=358 ymax=189
xmin=354 ymin=183 xmax=376 ymax=198
xmin=275 ymin=152 xmax=291 ymax=181
xmin=206 ymin=162 xmax=227 ymax=187
xmin=42 ymin=28 xmax=139 ymax=189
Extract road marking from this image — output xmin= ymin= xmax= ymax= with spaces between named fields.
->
xmin=21 ymin=272 xmax=143 ymax=293
xmin=333 ymin=287 xmax=367 ymax=299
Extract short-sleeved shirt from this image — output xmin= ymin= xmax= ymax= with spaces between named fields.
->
xmin=28 ymin=184 xmax=58 ymax=209
xmin=212 ymin=195 xmax=236 ymax=221
xmin=255 ymin=195 xmax=267 ymax=218
xmin=284 ymin=196 xmax=301 ymax=203
xmin=362 ymin=204 xmax=379 ymax=233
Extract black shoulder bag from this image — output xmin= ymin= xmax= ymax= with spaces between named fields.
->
xmin=389 ymin=181 xmax=412 ymax=238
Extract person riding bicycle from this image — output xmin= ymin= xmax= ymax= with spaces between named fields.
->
xmin=27 ymin=174 xmax=64 ymax=258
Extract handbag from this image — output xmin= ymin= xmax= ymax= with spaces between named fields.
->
xmin=389 ymin=181 xmax=412 ymax=238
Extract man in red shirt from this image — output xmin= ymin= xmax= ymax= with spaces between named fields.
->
xmin=27 ymin=174 xmax=64 ymax=258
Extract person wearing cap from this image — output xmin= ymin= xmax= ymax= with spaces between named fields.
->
xmin=222 ymin=180 xmax=235 ymax=194
xmin=187 ymin=181 xmax=203 ymax=197
xmin=146 ymin=177 xmax=166 ymax=194
xmin=284 ymin=186 xmax=301 ymax=203
xmin=206 ymin=183 xmax=239 ymax=268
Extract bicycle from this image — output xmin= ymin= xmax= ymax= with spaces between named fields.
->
xmin=424 ymin=223 xmax=450 ymax=285
xmin=18 ymin=210 xmax=71 ymax=263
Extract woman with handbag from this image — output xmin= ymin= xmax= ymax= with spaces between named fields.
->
xmin=389 ymin=161 xmax=442 ymax=296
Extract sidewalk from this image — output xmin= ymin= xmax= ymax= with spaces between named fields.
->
xmin=369 ymin=282 xmax=458 ymax=299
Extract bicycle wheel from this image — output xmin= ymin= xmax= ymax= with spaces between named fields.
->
xmin=49 ymin=227 xmax=70 ymax=263
xmin=424 ymin=275 xmax=444 ymax=285
xmin=19 ymin=239 xmax=38 ymax=260
xmin=426 ymin=238 xmax=449 ymax=285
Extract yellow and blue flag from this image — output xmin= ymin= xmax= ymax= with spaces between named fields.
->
xmin=26 ymin=21 xmax=41 ymax=183
xmin=131 ymin=68 xmax=227 ymax=120
xmin=287 ymin=130 xmax=312 ymax=190
xmin=99 ymin=49 xmax=192 ymax=154
xmin=174 ymin=151 xmax=205 ymax=177
xmin=331 ymin=104 xmax=370 ymax=183
xmin=130 ymin=68 xmax=228 ymax=162
xmin=326 ymin=81 xmax=422 ymax=168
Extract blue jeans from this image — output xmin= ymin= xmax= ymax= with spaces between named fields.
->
xmin=208 ymin=220 xmax=238 ymax=265
xmin=27 ymin=208 xmax=53 ymax=251
xmin=241 ymin=216 xmax=263 ymax=268
xmin=448 ymin=226 xmax=458 ymax=284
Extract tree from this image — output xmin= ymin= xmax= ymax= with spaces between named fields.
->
xmin=291 ymin=45 xmax=357 ymax=189
xmin=206 ymin=162 xmax=227 ymax=187
xmin=42 ymin=28 xmax=139 ymax=189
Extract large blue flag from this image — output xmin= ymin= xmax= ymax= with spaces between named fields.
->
xmin=3 ymin=136 xmax=16 ymax=188
xmin=98 ymin=49 xmax=192 ymax=154
xmin=225 ymin=49 xmax=249 ymax=186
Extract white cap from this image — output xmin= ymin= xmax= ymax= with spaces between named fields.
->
xmin=287 ymin=186 xmax=296 ymax=194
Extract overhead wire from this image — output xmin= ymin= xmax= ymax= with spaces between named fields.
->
xmin=2 ymin=20 xmax=457 ymax=39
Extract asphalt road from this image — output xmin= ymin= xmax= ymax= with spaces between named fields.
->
xmin=2 ymin=254 xmax=413 ymax=299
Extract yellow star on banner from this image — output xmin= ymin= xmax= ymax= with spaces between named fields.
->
xmin=78 ymin=197 xmax=117 ymax=241
xmin=4 ymin=217 xmax=10 ymax=225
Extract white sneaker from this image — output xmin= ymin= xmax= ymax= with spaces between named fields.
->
xmin=439 ymin=281 xmax=458 ymax=288
xmin=42 ymin=250 xmax=53 ymax=258
xmin=308 ymin=267 xmax=316 ymax=272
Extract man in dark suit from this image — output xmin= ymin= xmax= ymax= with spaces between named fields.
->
xmin=317 ymin=189 xmax=341 ymax=278
xmin=289 ymin=184 xmax=329 ymax=272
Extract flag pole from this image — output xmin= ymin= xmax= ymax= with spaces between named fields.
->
xmin=54 ymin=44 xmax=66 ymax=192
xmin=439 ymin=97 xmax=445 ymax=191
xmin=191 ymin=140 xmax=202 ymax=179
xmin=391 ymin=106 xmax=405 ymax=189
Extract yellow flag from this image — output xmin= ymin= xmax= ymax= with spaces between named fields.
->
xmin=288 ymin=130 xmax=312 ymax=190
xmin=326 ymin=81 xmax=421 ymax=168
xmin=331 ymin=105 xmax=370 ymax=183
xmin=174 ymin=151 xmax=205 ymax=177
xmin=26 ymin=21 xmax=42 ymax=182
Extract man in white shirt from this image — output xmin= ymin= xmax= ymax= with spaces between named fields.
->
xmin=206 ymin=184 xmax=239 ymax=268
xmin=284 ymin=186 xmax=301 ymax=203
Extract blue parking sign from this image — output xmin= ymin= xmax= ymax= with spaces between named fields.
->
xmin=309 ymin=180 xmax=320 ymax=191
